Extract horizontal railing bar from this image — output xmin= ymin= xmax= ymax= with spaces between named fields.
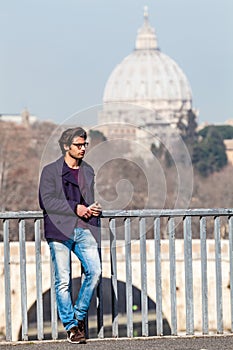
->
xmin=1 ymin=208 xmax=233 ymax=220
xmin=102 ymin=208 xmax=233 ymax=218
xmin=0 ymin=211 xmax=43 ymax=219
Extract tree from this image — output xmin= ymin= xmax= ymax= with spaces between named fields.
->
xmin=0 ymin=121 xmax=56 ymax=211
xmin=89 ymin=130 xmax=107 ymax=147
xmin=177 ymin=109 xmax=198 ymax=146
xmin=192 ymin=126 xmax=227 ymax=177
xmin=199 ymin=125 xmax=233 ymax=140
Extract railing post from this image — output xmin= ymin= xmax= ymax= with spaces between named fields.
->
xmin=3 ymin=219 xmax=12 ymax=341
xmin=139 ymin=217 xmax=148 ymax=336
xmin=110 ymin=218 xmax=118 ymax=337
xmin=125 ymin=218 xmax=133 ymax=337
xmin=50 ymin=256 xmax=58 ymax=340
xmin=200 ymin=216 xmax=209 ymax=334
xmin=183 ymin=216 xmax=194 ymax=335
xmin=97 ymin=221 xmax=104 ymax=339
xmin=154 ymin=217 xmax=163 ymax=336
xmin=19 ymin=219 xmax=28 ymax=341
xmin=34 ymin=219 xmax=44 ymax=340
xmin=214 ymin=216 xmax=223 ymax=333
xmin=229 ymin=216 xmax=233 ymax=332
xmin=168 ymin=217 xmax=177 ymax=335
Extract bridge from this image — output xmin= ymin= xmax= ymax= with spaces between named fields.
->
xmin=1 ymin=208 xmax=233 ymax=343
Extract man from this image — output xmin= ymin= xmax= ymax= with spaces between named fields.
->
xmin=39 ymin=127 xmax=102 ymax=344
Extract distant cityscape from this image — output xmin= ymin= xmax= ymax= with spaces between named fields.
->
xmin=1 ymin=7 xmax=232 ymax=164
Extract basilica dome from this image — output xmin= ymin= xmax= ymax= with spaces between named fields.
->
xmin=102 ymin=8 xmax=192 ymax=115
xmin=98 ymin=7 xmax=196 ymax=144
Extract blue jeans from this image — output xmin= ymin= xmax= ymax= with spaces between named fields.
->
xmin=48 ymin=228 xmax=101 ymax=331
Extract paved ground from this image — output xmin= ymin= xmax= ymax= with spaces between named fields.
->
xmin=1 ymin=335 xmax=233 ymax=350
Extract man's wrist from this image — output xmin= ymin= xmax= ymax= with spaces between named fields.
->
xmin=76 ymin=204 xmax=80 ymax=215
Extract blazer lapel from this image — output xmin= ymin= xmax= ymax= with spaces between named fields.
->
xmin=55 ymin=157 xmax=93 ymax=204
xmin=78 ymin=164 xmax=87 ymax=199
xmin=79 ymin=162 xmax=94 ymax=204
xmin=56 ymin=157 xmax=79 ymax=186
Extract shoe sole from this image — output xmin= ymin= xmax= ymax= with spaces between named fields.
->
xmin=67 ymin=337 xmax=87 ymax=344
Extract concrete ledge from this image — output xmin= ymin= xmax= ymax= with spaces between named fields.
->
xmin=1 ymin=334 xmax=233 ymax=350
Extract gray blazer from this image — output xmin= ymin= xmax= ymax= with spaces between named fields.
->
xmin=39 ymin=156 xmax=99 ymax=241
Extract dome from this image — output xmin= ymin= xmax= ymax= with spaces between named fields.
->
xmin=102 ymin=7 xmax=192 ymax=114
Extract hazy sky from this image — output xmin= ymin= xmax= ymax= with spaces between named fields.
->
xmin=1 ymin=0 xmax=233 ymax=126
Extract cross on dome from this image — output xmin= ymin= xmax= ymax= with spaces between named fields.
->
xmin=135 ymin=6 xmax=158 ymax=50
xmin=144 ymin=6 xmax=149 ymax=21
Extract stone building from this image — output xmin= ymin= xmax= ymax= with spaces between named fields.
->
xmin=224 ymin=139 xmax=233 ymax=165
xmin=0 ymin=109 xmax=37 ymax=126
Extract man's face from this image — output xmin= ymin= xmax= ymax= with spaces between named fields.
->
xmin=66 ymin=136 xmax=88 ymax=160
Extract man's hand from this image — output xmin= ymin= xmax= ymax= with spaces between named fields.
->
xmin=76 ymin=204 xmax=92 ymax=219
xmin=88 ymin=202 xmax=102 ymax=217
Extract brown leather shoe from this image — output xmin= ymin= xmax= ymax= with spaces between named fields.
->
xmin=67 ymin=322 xmax=86 ymax=344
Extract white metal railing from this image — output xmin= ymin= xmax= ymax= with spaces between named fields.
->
xmin=1 ymin=208 xmax=233 ymax=341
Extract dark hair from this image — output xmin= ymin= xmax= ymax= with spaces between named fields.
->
xmin=58 ymin=127 xmax=87 ymax=155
